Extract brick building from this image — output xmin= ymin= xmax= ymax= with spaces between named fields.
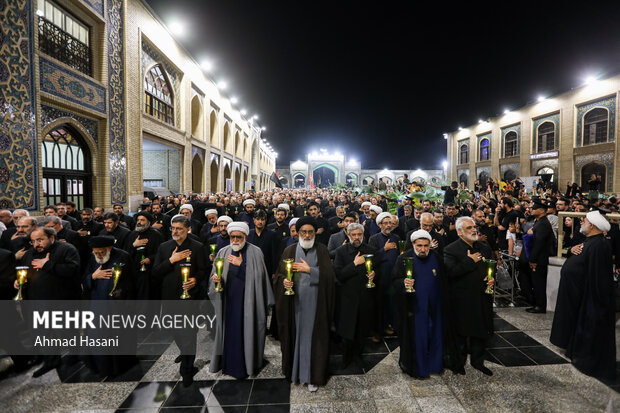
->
xmin=0 ymin=0 xmax=277 ymax=212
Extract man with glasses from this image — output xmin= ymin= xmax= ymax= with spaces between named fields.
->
xmin=444 ymin=216 xmax=494 ymax=376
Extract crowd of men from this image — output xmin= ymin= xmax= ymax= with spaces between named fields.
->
xmin=0 ymin=179 xmax=617 ymax=390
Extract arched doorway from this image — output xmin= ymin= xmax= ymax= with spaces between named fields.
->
xmin=581 ymin=162 xmax=606 ymax=191
xmin=478 ymin=171 xmax=490 ymax=188
xmin=346 ymin=173 xmax=358 ymax=187
xmin=209 ymin=111 xmax=218 ymax=146
xmin=191 ymin=154 xmax=203 ymax=193
xmin=503 ymin=169 xmax=517 ymax=182
xmin=536 ymin=166 xmax=555 ymax=183
xmin=293 ymin=173 xmax=305 ymax=188
xmin=459 ymin=173 xmax=468 ymax=187
xmin=210 ymin=156 xmax=219 ymax=192
xmin=42 ymin=125 xmax=92 ymax=209
xmin=223 ymin=164 xmax=232 ymax=192
xmin=280 ymin=177 xmax=289 ymax=187
xmin=191 ymin=95 xmax=203 ymax=138
xmin=363 ymin=176 xmax=375 ymax=186
xmin=234 ymin=164 xmax=241 ymax=192
xmin=313 ymin=164 xmax=337 ymax=188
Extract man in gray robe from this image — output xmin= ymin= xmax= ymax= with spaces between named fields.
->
xmin=208 ymin=221 xmax=274 ymax=378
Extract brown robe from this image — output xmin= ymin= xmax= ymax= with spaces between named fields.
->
xmin=275 ymin=242 xmax=335 ymax=385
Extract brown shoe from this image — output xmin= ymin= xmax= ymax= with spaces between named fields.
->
xmin=384 ymin=327 xmax=395 ymax=335
xmin=371 ymin=334 xmax=381 ymax=343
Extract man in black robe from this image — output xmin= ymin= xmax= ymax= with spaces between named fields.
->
xmin=275 ymin=217 xmax=335 ymax=391
xmin=444 ymin=216 xmax=494 ymax=376
xmin=268 ymin=206 xmax=291 ymax=262
xmin=113 ymin=204 xmax=135 ymax=230
xmin=247 ymin=209 xmax=277 ymax=276
xmin=151 ymin=202 xmax=172 ymax=240
xmin=125 ymin=211 xmax=164 ymax=300
xmin=307 ymin=201 xmax=331 ymax=246
xmin=152 ymin=215 xmax=205 ymax=386
xmin=56 ymin=202 xmax=79 ymax=230
xmin=199 ymin=209 xmax=220 ymax=244
xmin=76 ymin=208 xmax=104 ymax=238
xmin=550 ymin=210 xmax=616 ymax=380
xmin=333 ymin=223 xmax=379 ymax=366
xmin=99 ymin=212 xmax=131 ymax=249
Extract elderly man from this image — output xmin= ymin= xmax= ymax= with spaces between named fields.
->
xmin=43 ymin=216 xmax=83 ymax=265
xmin=328 ymin=212 xmax=358 ymax=258
xmin=393 ymin=230 xmax=449 ymax=378
xmin=238 ymin=199 xmax=256 ymax=230
xmin=406 ymin=213 xmax=445 ymax=257
xmin=328 ymin=205 xmax=347 ymax=234
xmin=285 ymin=218 xmax=300 ymax=248
xmin=179 ymin=204 xmax=202 ymax=235
xmin=125 ymin=211 xmax=164 ymax=300
xmin=209 ymin=221 xmax=274 ymax=379
xmin=83 ymin=235 xmax=134 ymax=300
xmin=99 ymin=212 xmax=131 ymax=249
xmin=275 ymin=217 xmax=335 ymax=392
xmin=551 ymin=210 xmax=616 ymax=380
xmin=11 ymin=216 xmax=37 ymax=261
xmin=333 ymin=222 xmax=379 ymax=366
xmin=369 ymin=212 xmax=400 ymax=335
xmin=199 ymin=209 xmax=219 ymax=244
xmin=365 ymin=205 xmax=383 ymax=238
xmin=17 ymin=226 xmax=81 ymax=377
xmin=444 ymin=216 xmax=494 ymax=376
xmin=152 ymin=214 xmax=205 ymax=386
xmin=211 ymin=215 xmax=233 ymax=253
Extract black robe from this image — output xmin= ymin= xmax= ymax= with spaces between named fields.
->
xmin=247 ymin=228 xmax=277 ymax=276
xmin=22 ymin=242 xmax=81 ymax=300
xmin=550 ymin=234 xmax=616 ymax=380
xmin=275 ymin=243 xmax=335 ymax=386
xmin=152 ymin=237 xmax=206 ymax=300
xmin=99 ymin=225 xmax=131 ymax=250
xmin=125 ymin=228 xmax=164 ymax=300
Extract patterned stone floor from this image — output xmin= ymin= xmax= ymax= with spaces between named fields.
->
xmin=1 ymin=307 xmax=619 ymax=412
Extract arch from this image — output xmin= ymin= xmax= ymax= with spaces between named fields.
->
xmin=503 ymin=169 xmax=517 ymax=182
xmin=411 ymin=176 xmax=425 ymax=184
xmin=363 ymin=176 xmax=375 ymax=186
xmin=191 ymin=95 xmax=203 ymax=138
xmin=537 ymin=121 xmax=555 ymax=153
xmin=191 ymin=154 xmax=203 ymax=193
xmin=583 ymin=107 xmax=609 ymax=145
xmin=280 ymin=177 xmax=289 ymax=187
xmin=479 ymin=138 xmax=490 ymax=161
xmin=209 ymin=111 xmax=219 ymax=146
xmin=536 ymin=166 xmax=555 ymax=183
xmin=234 ymin=131 xmax=241 ymax=157
xmin=243 ymin=167 xmax=248 ymax=190
xmin=251 ymin=139 xmax=259 ymax=176
xmin=346 ymin=172 xmax=358 ymax=187
xmin=581 ymin=162 xmax=606 ymax=191
xmin=293 ymin=173 xmax=306 ymax=188
xmin=478 ymin=171 xmax=489 ymax=188
xmin=243 ymin=139 xmax=248 ymax=160
xmin=144 ymin=64 xmax=174 ymax=125
xmin=210 ymin=156 xmax=219 ymax=192
xmin=504 ymin=131 xmax=518 ymax=157
xmin=459 ymin=173 xmax=468 ymax=187
xmin=312 ymin=164 xmax=338 ymax=188
xmin=41 ymin=124 xmax=92 ymax=209
xmin=223 ymin=163 xmax=232 ymax=192
xmin=234 ymin=164 xmax=241 ymax=192
xmin=381 ymin=176 xmax=393 ymax=185
xmin=223 ymin=123 xmax=232 ymax=153
xmin=459 ymin=143 xmax=469 ymax=164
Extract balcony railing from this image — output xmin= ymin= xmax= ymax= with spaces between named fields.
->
xmin=38 ymin=17 xmax=91 ymax=76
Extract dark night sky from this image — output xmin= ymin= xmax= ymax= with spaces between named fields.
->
xmin=144 ymin=1 xmax=620 ymax=169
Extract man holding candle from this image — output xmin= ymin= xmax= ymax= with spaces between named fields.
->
xmin=443 ymin=216 xmax=494 ymax=376
xmin=125 ymin=211 xmax=164 ymax=300
xmin=274 ymin=216 xmax=335 ymax=392
xmin=152 ymin=214 xmax=206 ymax=386
xmin=208 ymin=221 xmax=274 ymax=379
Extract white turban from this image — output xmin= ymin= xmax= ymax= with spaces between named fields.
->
xmin=180 ymin=204 xmax=193 ymax=213
xmin=410 ymin=229 xmax=432 ymax=243
xmin=376 ymin=212 xmax=392 ymax=225
xmin=586 ymin=210 xmax=611 ymax=232
xmin=277 ymin=203 xmax=290 ymax=211
xmin=204 ymin=209 xmax=218 ymax=217
xmin=361 ymin=201 xmax=372 ymax=207
xmin=289 ymin=218 xmax=299 ymax=228
xmin=369 ymin=205 xmax=383 ymax=215
xmin=243 ymin=199 xmax=256 ymax=206
xmin=227 ymin=222 xmax=249 ymax=236
xmin=217 ymin=215 xmax=233 ymax=224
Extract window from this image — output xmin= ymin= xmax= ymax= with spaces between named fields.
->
xmin=537 ymin=167 xmax=555 ymax=182
xmin=479 ymin=138 xmax=490 ymax=161
xmin=459 ymin=144 xmax=469 ymax=164
xmin=459 ymin=173 xmax=468 ymax=187
xmin=144 ymin=65 xmax=174 ymax=125
xmin=583 ymin=108 xmax=608 ymax=145
xmin=504 ymin=131 xmax=518 ymax=157
xmin=537 ymin=122 xmax=555 ymax=153
xmin=37 ymin=0 xmax=91 ymax=76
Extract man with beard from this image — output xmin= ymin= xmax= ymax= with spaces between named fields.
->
xmin=333 ymin=223 xmax=379 ymax=366
xmin=44 ymin=205 xmax=71 ymax=230
xmin=443 ymin=216 xmax=494 ymax=376
xmin=211 ymin=216 xmax=233 ymax=252
xmin=199 ymin=209 xmax=219 ymax=244
xmin=365 ymin=205 xmax=382 ymax=238
xmin=328 ymin=206 xmax=347 ymax=235
xmin=43 ymin=216 xmax=82 ymax=258
xmin=151 ymin=202 xmax=171 ymax=240
xmin=406 ymin=213 xmax=445 ymax=256
xmin=473 ymin=209 xmax=499 ymax=262
xmin=77 ymin=208 xmax=103 ymax=238
xmin=443 ymin=203 xmax=460 ymax=244
xmin=11 ymin=216 xmax=38 ymax=261
xmin=113 ymin=204 xmax=135 ymax=230
xmin=393 ymin=230 xmax=449 ymax=378
xmin=238 ymin=199 xmax=256 ymax=230
xmin=268 ymin=206 xmax=291 ymax=260
xmin=152 ymin=215 xmax=205 ymax=386
xmin=369 ymin=212 xmax=400 ymax=335
xmin=519 ymin=199 xmax=554 ymax=313
xmin=328 ymin=212 xmax=358 ymax=258
xmin=179 ymin=204 xmax=202 ymax=235
xmin=275 ymin=216 xmax=335 ymax=392
xmin=359 ymin=201 xmax=372 ymax=225
xmin=406 ymin=206 xmax=423 ymax=232
xmin=398 ymin=205 xmax=413 ymax=235
xmin=16 ymin=226 xmax=81 ymax=377
xmin=208 ymin=222 xmax=274 ymax=379
xmin=82 ymin=235 xmax=136 ymax=376
xmin=286 ymin=218 xmax=300 ymax=248
xmin=550 ymin=210 xmax=616 ymax=380
xmin=433 ymin=210 xmax=447 ymax=237
xmin=494 ymin=197 xmax=518 ymax=251
xmin=126 ymin=211 xmax=164 ymax=300
xmin=93 ymin=206 xmax=105 ymax=223
xmin=247 ymin=209 xmax=277 ymax=276
xmin=99 ymin=212 xmax=131 ymax=249
xmin=306 ymin=201 xmax=330 ymax=246
xmin=65 ymin=201 xmax=81 ymax=221
xmin=56 ymin=202 xmax=79 ymax=230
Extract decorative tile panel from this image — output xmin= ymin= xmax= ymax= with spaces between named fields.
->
xmin=575 ymin=96 xmax=616 ymax=146
xmin=0 ymin=0 xmax=37 ymax=210
xmin=79 ymin=0 xmax=104 ymax=17
xmin=500 ymin=123 xmax=521 ymax=158
xmin=39 ymin=57 xmax=106 ymax=114
xmin=40 ymin=104 xmax=98 ymax=144
xmin=574 ymin=153 xmax=614 ymax=192
xmin=532 ymin=113 xmax=560 ymax=152
xmin=108 ymin=0 xmax=127 ymax=204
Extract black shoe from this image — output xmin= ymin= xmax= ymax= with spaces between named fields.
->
xmin=181 ymin=367 xmax=198 ymax=387
xmin=174 ymin=355 xmax=182 ymax=364
xmin=453 ymin=365 xmax=466 ymax=375
xmin=32 ymin=360 xmax=60 ymax=378
xmin=472 ymin=364 xmax=493 ymax=376
xmin=525 ymin=306 xmax=546 ymax=314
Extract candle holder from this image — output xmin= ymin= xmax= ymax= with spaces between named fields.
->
xmin=137 ymin=246 xmax=147 ymax=272
xmin=364 ymin=254 xmax=375 ymax=288
xmin=283 ymin=258 xmax=295 ymax=296
xmin=180 ymin=263 xmax=191 ymax=299
xmin=109 ymin=263 xmax=124 ymax=297
xmin=397 ymin=240 xmax=406 ymax=254
xmin=214 ymin=257 xmax=225 ymax=293
xmin=14 ymin=266 xmax=29 ymax=301
xmin=403 ymin=257 xmax=415 ymax=293
xmin=483 ymin=259 xmax=497 ymax=295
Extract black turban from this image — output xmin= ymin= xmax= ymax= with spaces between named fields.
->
xmin=295 ymin=216 xmax=318 ymax=232
xmin=89 ymin=235 xmax=115 ymax=248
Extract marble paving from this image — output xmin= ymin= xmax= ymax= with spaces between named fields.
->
xmin=0 ymin=308 xmax=619 ymax=413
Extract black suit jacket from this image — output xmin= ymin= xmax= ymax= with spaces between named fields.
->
xmin=530 ymin=216 xmax=554 ymax=266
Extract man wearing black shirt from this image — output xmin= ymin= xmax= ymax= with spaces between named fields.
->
xmin=494 ymin=197 xmax=518 ymax=251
